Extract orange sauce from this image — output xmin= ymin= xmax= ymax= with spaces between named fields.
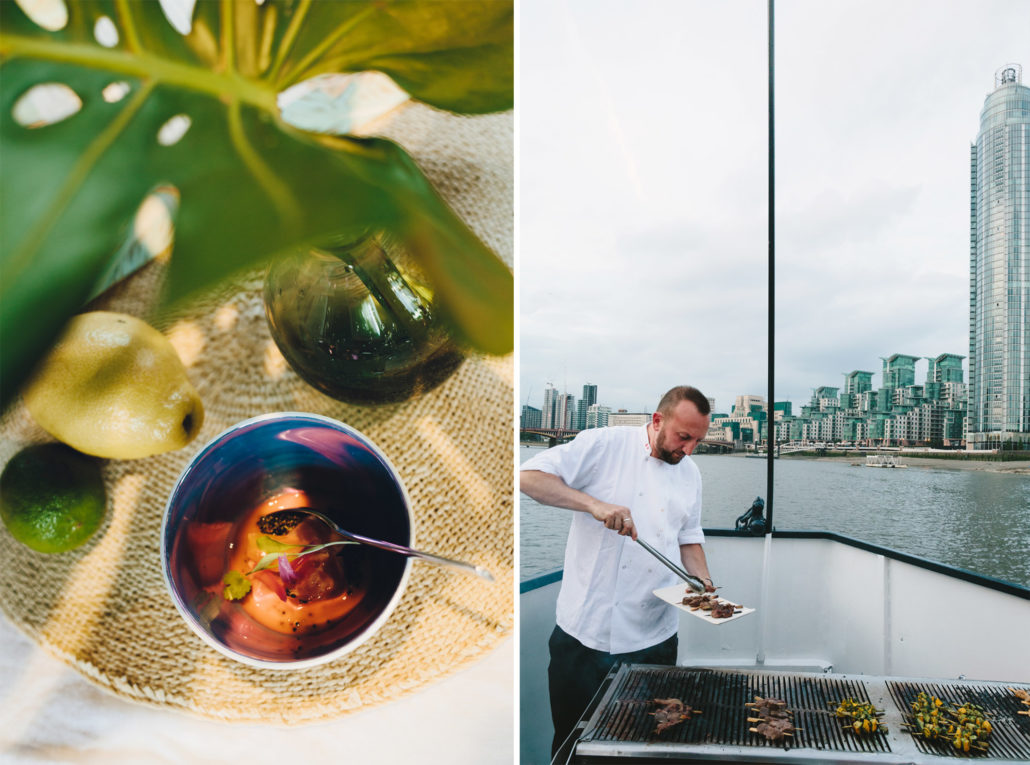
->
xmin=225 ymin=489 xmax=365 ymax=635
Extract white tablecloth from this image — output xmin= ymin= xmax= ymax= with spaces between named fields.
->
xmin=0 ymin=615 xmax=513 ymax=764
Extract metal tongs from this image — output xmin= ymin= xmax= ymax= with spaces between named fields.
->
xmin=635 ymin=537 xmax=707 ymax=593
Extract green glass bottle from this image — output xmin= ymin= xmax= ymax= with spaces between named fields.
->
xmin=263 ymin=232 xmax=463 ymax=405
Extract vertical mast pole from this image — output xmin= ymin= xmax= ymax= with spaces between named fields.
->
xmin=756 ymin=0 xmax=776 ymax=667
xmin=766 ymin=0 xmax=775 ymax=533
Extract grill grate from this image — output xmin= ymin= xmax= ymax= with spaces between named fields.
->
xmin=887 ymin=681 xmax=1030 ymax=760
xmin=584 ymin=665 xmax=892 ymax=755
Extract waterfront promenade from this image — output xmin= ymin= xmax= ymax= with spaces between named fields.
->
xmin=519 ymin=440 xmax=1030 ymax=475
xmin=779 ymin=454 xmax=1030 ymax=474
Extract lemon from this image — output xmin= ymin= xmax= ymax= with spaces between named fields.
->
xmin=23 ymin=311 xmax=204 ymax=459
xmin=0 ymin=444 xmax=106 ymax=553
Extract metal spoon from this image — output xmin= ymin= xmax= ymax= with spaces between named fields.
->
xmin=258 ymin=508 xmax=494 ymax=582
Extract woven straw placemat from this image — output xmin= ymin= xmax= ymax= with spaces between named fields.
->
xmin=0 ymin=105 xmax=513 ymax=723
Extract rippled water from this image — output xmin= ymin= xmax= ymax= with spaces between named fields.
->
xmin=519 ymin=447 xmax=1030 ymax=588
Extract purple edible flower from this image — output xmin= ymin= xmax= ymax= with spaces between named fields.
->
xmin=277 ymin=554 xmax=298 ymax=586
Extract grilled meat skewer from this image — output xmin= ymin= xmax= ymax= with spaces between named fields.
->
xmin=649 ymin=697 xmax=700 ymax=734
xmin=747 ymin=697 xmax=797 ymax=741
xmin=750 ymin=718 xmax=796 ymax=740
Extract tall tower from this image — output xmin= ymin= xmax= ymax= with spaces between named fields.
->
xmin=574 ymin=383 xmax=598 ymax=429
xmin=968 ymin=64 xmax=1030 ymax=450
xmin=542 ymin=384 xmax=558 ymax=429
xmin=555 ymin=393 xmax=575 ymax=429
xmin=581 ymin=383 xmax=598 ymax=408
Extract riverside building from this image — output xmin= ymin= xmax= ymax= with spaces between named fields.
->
xmin=521 ymin=404 xmax=542 ymax=429
xmin=713 ymin=395 xmax=769 ymax=446
xmin=773 ymin=354 xmax=967 ymax=448
xmin=542 ymin=385 xmax=559 ymax=429
xmin=541 ymin=385 xmax=574 ymax=429
xmin=585 ymin=403 xmax=610 ymax=429
xmin=607 ymin=411 xmax=650 ymax=427
xmin=967 ymin=64 xmax=1030 ymax=450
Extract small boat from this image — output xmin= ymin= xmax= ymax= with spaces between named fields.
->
xmin=865 ymin=454 xmax=906 ymax=468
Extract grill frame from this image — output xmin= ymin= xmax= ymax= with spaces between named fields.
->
xmin=565 ymin=665 xmax=1030 ymax=764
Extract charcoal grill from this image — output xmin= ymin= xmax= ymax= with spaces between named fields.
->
xmin=558 ymin=665 xmax=1030 ymax=764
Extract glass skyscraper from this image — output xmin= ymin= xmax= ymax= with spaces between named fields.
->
xmin=573 ymin=383 xmax=598 ymax=429
xmin=968 ymin=64 xmax=1030 ymax=449
xmin=542 ymin=385 xmax=559 ymax=429
xmin=581 ymin=383 xmax=598 ymax=408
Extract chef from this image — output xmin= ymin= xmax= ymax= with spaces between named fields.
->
xmin=520 ymin=384 xmax=717 ymax=757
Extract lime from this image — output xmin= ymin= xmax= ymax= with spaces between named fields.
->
xmin=0 ymin=444 xmax=106 ymax=553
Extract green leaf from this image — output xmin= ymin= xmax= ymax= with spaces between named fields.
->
xmin=267 ymin=1 xmax=514 ymax=113
xmin=249 ymin=552 xmax=282 ymax=574
xmin=291 ymin=539 xmax=358 ymax=557
xmin=255 ymin=535 xmax=302 ymax=554
xmin=222 ymin=569 xmax=251 ymax=600
xmin=248 ymin=539 xmax=356 ymax=574
xmin=0 ymin=0 xmax=513 ymax=410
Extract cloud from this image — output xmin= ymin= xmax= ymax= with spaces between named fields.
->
xmin=519 ymin=0 xmax=1029 ymax=418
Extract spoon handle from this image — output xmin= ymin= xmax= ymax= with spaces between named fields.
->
xmin=336 ymin=529 xmax=495 ymax=582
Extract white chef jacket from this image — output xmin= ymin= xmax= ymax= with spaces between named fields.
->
xmin=521 ymin=424 xmax=705 ymax=654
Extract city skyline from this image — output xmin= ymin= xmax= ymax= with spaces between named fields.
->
xmin=524 ymin=346 xmax=972 ymax=448
xmin=520 ymin=0 xmax=1030 ymax=417
xmin=523 ymin=346 xmax=968 ymax=419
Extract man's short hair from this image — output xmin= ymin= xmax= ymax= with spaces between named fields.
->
xmin=656 ymin=385 xmax=711 ymax=417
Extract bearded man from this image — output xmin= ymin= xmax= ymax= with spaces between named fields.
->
xmin=520 ymin=384 xmax=716 ymax=757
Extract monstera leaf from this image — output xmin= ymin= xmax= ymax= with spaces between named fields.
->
xmin=0 ymin=0 xmax=513 ymax=410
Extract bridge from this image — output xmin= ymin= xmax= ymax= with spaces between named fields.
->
xmin=520 ymin=428 xmax=580 ymax=446
xmin=520 ymin=428 xmax=735 ymax=452
xmin=698 ymin=439 xmax=734 ymax=453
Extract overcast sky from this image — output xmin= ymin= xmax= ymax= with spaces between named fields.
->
xmin=518 ymin=0 xmax=1029 ymax=417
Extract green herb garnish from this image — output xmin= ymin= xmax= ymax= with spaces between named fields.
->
xmin=248 ymin=540 xmax=358 ymax=574
xmin=219 ymin=540 xmax=359 ymax=601
xmin=222 ymin=570 xmax=252 ymax=600
xmin=256 ymin=535 xmax=303 ymax=554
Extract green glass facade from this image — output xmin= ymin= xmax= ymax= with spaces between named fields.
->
xmin=968 ymin=65 xmax=1030 ymax=449
xmin=772 ymin=353 xmax=966 ymax=448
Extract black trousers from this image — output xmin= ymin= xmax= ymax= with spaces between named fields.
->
xmin=547 ymin=625 xmax=678 ymax=758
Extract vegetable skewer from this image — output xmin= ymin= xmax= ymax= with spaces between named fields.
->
xmin=901 ymin=691 xmax=992 ymax=753
xmin=831 ymin=697 xmax=887 ymax=735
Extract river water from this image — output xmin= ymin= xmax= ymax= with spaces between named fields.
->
xmin=519 ymin=446 xmax=1030 ymax=588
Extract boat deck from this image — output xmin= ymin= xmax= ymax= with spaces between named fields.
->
xmin=521 ymin=532 xmax=1030 ymax=765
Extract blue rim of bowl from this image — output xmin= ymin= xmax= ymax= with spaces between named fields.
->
xmin=160 ymin=411 xmax=415 ymax=670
